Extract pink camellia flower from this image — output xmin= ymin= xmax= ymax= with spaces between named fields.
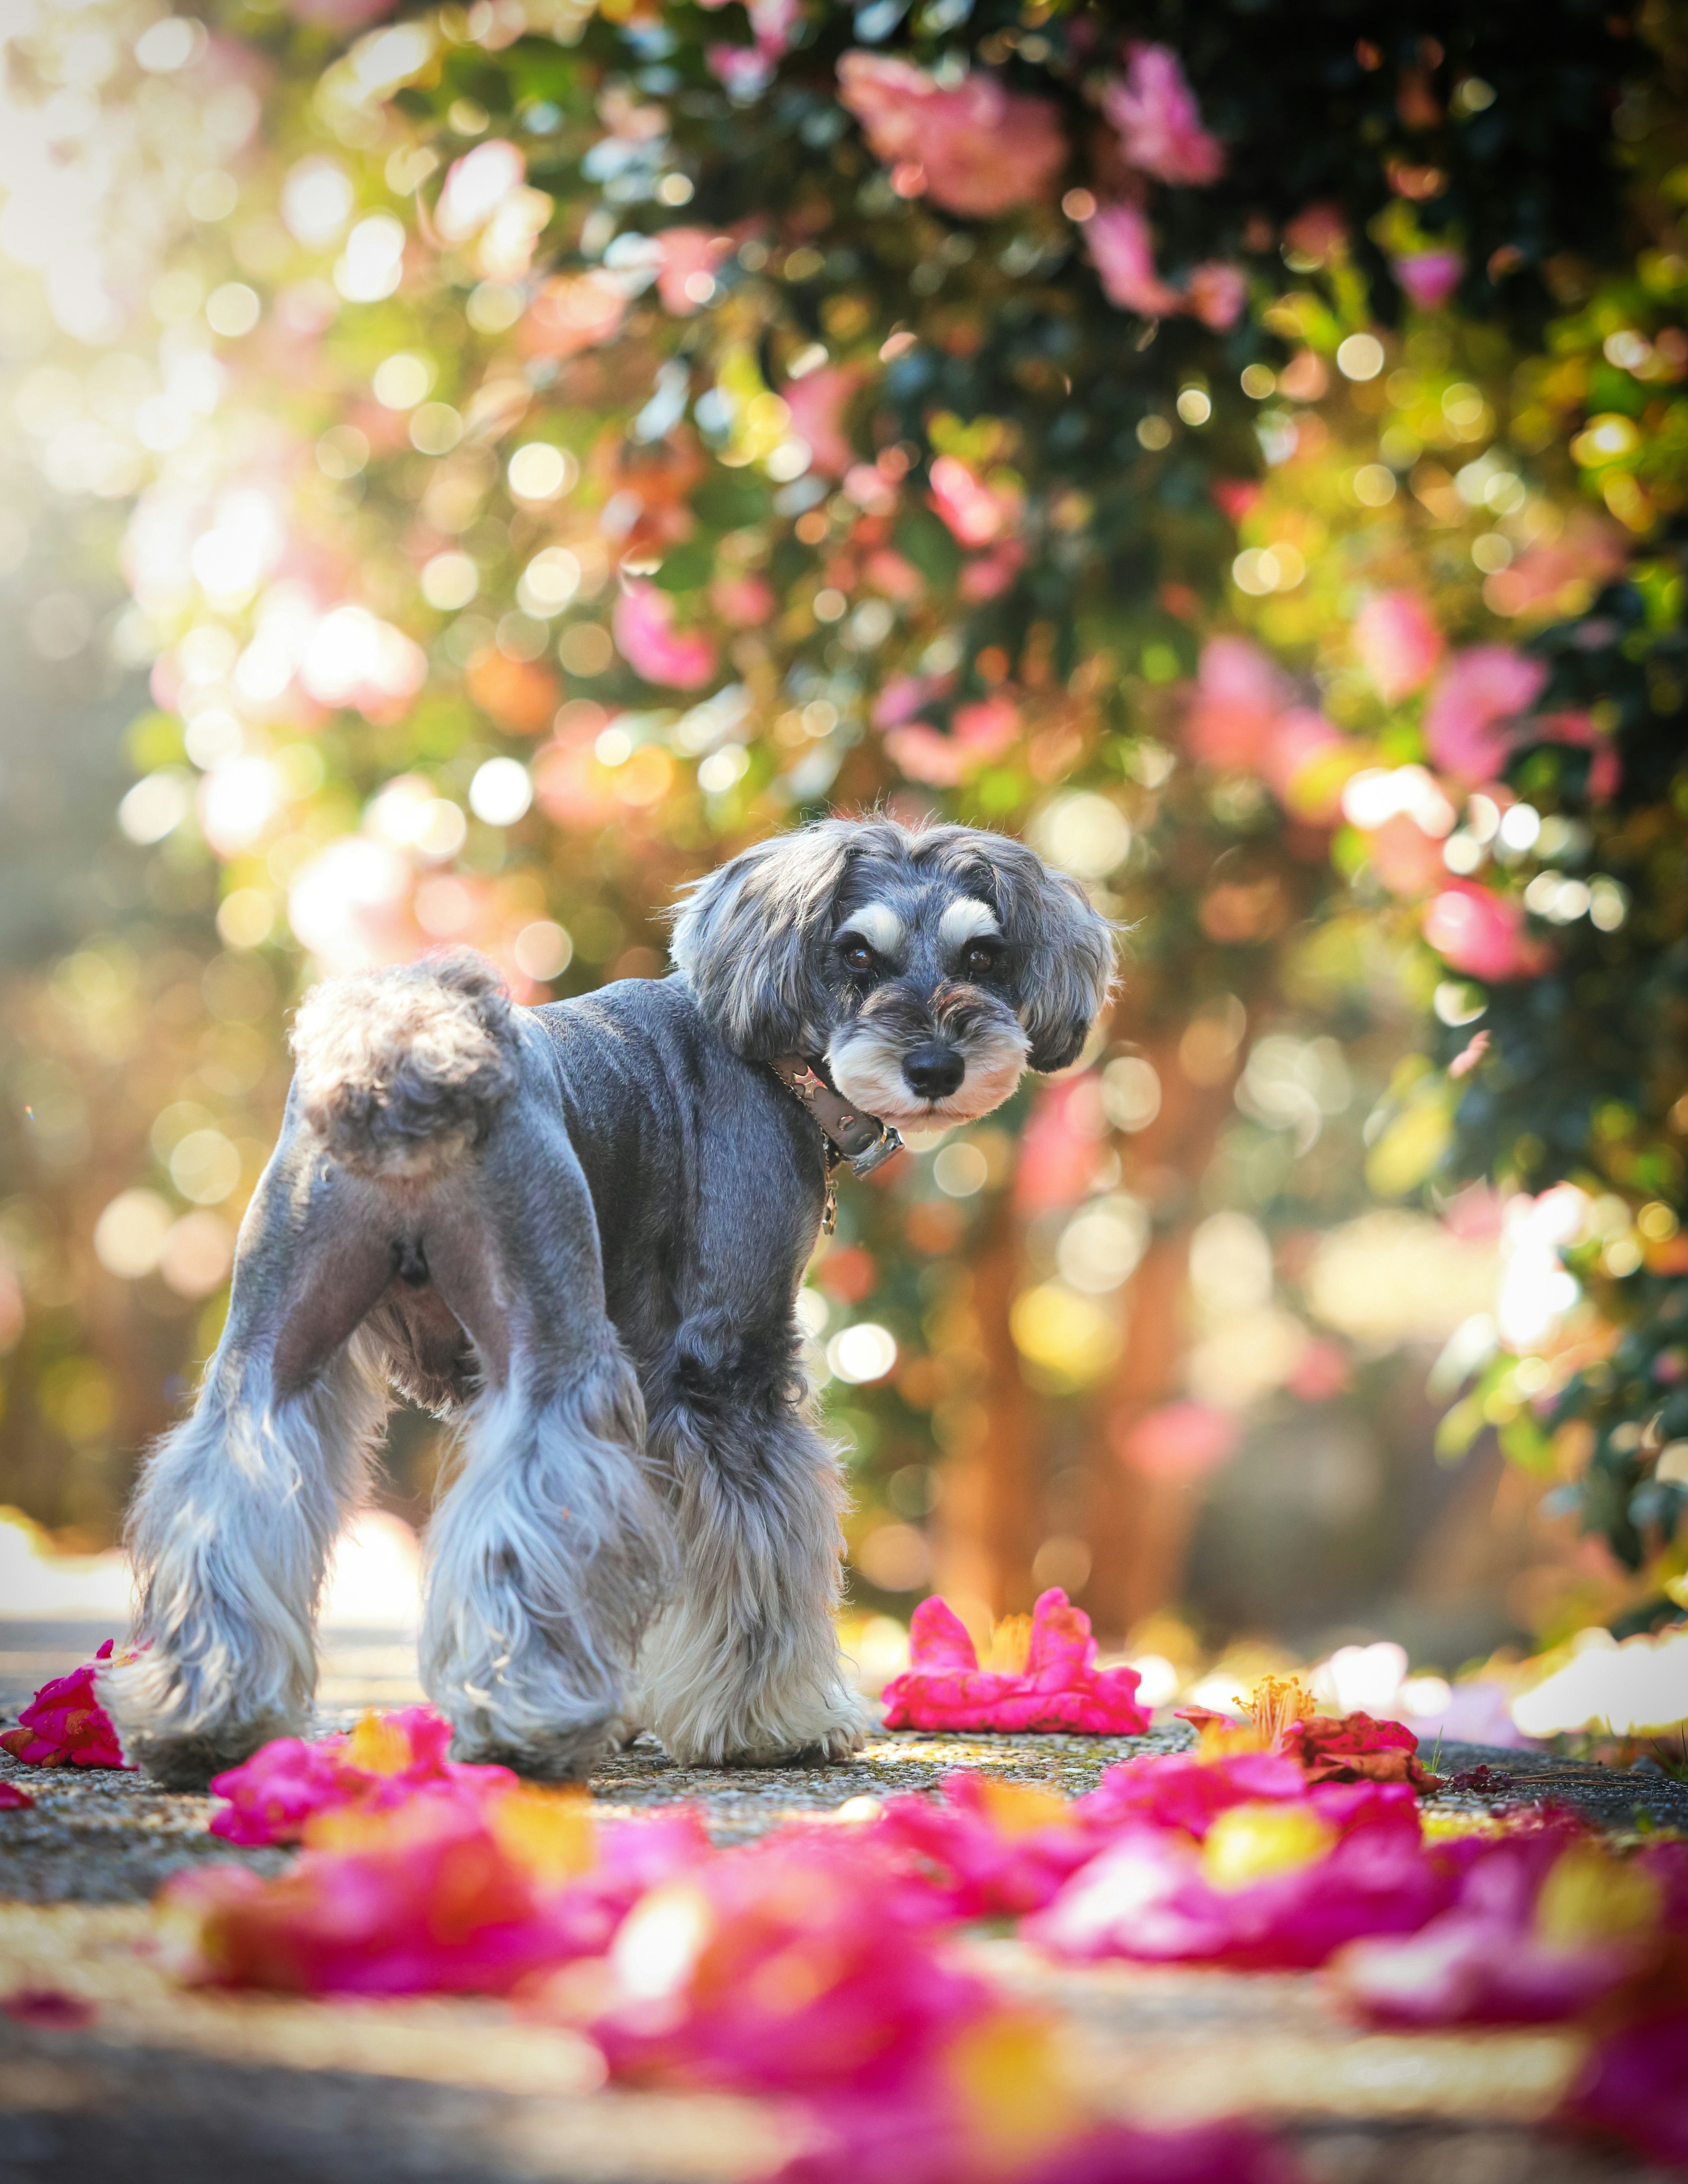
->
xmin=784 ymin=366 xmax=865 ymax=479
xmin=1076 ymin=1748 xmax=1311 ymax=1842
xmin=884 ymin=696 xmax=1019 ymax=788
xmin=1331 ymin=1822 xmax=1686 ymax=2028
xmin=653 ymin=227 xmax=734 ymax=316
xmin=1030 ymin=1780 xmax=1448 ymax=1971
xmin=1564 ymin=2011 xmax=1688 ymax=2167
xmin=1102 ymin=45 xmax=1225 ymax=186
xmin=207 ymin=1707 xmax=515 ymax=1846
xmin=873 ymin=672 xmax=953 ymax=731
xmin=704 ymin=0 xmax=800 ymax=97
xmin=1391 ymin=250 xmax=1466 ymax=312
xmin=561 ymin=1829 xmax=984 ymax=2097
xmin=709 ymin=571 xmax=775 ymax=628
xmin=928 ymin=454 xmax=1022 ymax=548
xmin=521 ymin=270 xmax=629 ymax=360
xmin=1184 ymin=261 xmax=1247 ymax=331
xmin=0 ymin=1782 xmax=34 ymax=1809
xmin=1116 ymin=1401 xmax=1239 ymax=1483
xmin=163 ymin=1789 xmax=708 ymax=1997
xmin=1531 ymin=709 xmax=1621 ymax=800
xmin=1353 ymin=592 xmax=1445 ymax=702
xmin=1422 ymin=881 xmax=1543 ymax=982
xmin=1424 ymin=645 xmax=1550 ymax=780
xmin=880 ymin=1590 xmax=1151 ymax=1735
xmin=837 ymin=53 xmax=1067 ymax=220
xmin=1180 ymin=640 xmax=1347 ymax=821
xmin=612 ymin=582 xmax=718 ymax=689
xmin=0 ymin=1640 xmax=130 ymax=1770
xmin=1083 ymin=203 xmax=1185 ymax=317
xmin=878 ymin=1773 xmax=1095 ymax=1918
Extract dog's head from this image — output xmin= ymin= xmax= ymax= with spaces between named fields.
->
xmin=669 ymin=816 xmax=1117 ymax=1130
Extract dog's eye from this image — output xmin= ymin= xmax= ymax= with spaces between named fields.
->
xmin=841 ymin=941 xmax=876 ymax=974
xmin=963 ymin=942 xmax=998 ymax=978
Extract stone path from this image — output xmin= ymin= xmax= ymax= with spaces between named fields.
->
xmin=0 ymin=1625 xmax=1682 ymax=2183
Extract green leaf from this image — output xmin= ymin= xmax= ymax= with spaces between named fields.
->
xmin=895 ymin=508 xmax=962 ymax=589
xmin=654 ymin=540 xmax=715 ymax=593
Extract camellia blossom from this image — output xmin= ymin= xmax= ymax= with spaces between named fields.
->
xmin=1030 ymin=1780 xmax=1447 ymax=1971
xmin=611 ymin=582 xmax=718 ymax=689
xmin=0 ymin=1639 xmax=130 ymax=1769
xmin=1391 ymin=250 xmax=1466 ymax=312
xmin=1422 ymin=880 xmax=1545 ymax=983
xmin=880 ymin=1590 xmax=1151 ymax=1735
xmin=522 ymin=269 xmax=629 ymax=359
xmin=1564 ymin=2012 xmax=1688 ymax=2167
xmin=1423 ymin=645 xmax=1550 ymax=781
xmin=783 ymin=366 xmax=865 ymax=479
xmin=163 ymin=1790 xmax=710 ymax=1997
xmin=1179 ymin=640 xmax=1346 ymax=819
xmin=878 ymin=1774 xmax=1095 ymax=1918
xmin=208 ymin=1706 xmax=515 ymax=1845
xmin=928 ymin=454 xmax=1022 ymax=548
xmin=653 ymin=227 xmax=734 ymax=316
xmin=1353 ymin=592 xmax=1444 ymax=702
xmin=837 ymin=53 xmax=1067 ymax=220
xmin=1175 ymin=1673 xmax=1441 ymax=1791
xmin=1331 ymin=1822 xmax=1686 ymax=2027
xmin=1102 ymin=45 xmax=1225 ymax=186
xmin=1084 ymin=204 xmax=1245 ymax=329
xmin=884 ymin=695 xmax=1019 ymax=787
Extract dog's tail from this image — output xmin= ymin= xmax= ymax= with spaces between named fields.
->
xmin=291 ymin=951 xmax=520 ymax=1179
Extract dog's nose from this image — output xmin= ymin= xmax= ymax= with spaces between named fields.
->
xmin=903 ymin=1043 xmax=965 ymax=1100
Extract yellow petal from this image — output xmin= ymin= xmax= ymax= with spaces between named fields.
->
xmin=974 ymin=1779 xmax=1071 ymax=1838
xmin=346 ymin=1710 xmax=415 ymax=1777
xmin=487 ymin=1783 xmax=598 ymax=1886
xmin=1535 ymin=1845 xmax=1662 ymax=1949
xmin=1200 ymin=1801 xmax=1335 ymax=1892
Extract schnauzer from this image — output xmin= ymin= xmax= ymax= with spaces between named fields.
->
xmin=104 ymin=815 xmax=1115 ymax=1785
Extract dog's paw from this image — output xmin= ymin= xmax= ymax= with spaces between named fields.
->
xmin=660 ymin=1688 xmax=870 ymax=1769
xmin=447 ymin=1714 xmax=619 ymax=1781
xmin=123 ymin=1727 xmax=276 ymax=1790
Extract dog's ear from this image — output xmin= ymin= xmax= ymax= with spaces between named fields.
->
xmin=981 ymin=838 xmax=1118 ymax=1073
xmin=670 ymin=821 xmax=856 ymax=1057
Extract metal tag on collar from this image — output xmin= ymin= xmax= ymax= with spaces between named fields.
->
xmin=850 ymin=1127 xmax=902 ymax=1180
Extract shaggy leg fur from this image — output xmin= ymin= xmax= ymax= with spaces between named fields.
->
xmin=412 ymin=1108 xmax=674 ymax=1779
xmin=104 ymin=1190 xmax=395 ymax=1787
xmin=636 ymin=1311 xmax=866 ymax=1766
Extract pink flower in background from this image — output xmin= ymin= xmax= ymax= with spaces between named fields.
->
xmin=1564 ymin=2012 xmax=1688 ymax=2167
xmin=1102 ymin=45 xmax=1225 ymax=185
xmin=1014 ymin=1078 xmax=1106 ymax=1215
xmin=1424 ymin=646 xmax=1550 ymax=780
xmin=1116 ymin=1402 xmax=1239 ymax=1482
xmin=653 ymin=228 xmax=733 ymax=315
xmin=878 ymin=1774 xmax=1094 ymax=1917
xmin=1422 ymin=882 xmax=1544 ymax=982
xmin=1484 ymin=508 xmax=1627 ymax=619
xmin=1030 ymin=1781 xmax=1446 ymax=1970
xmin=881 ymin=1591 xmax=1151 ymax=1735
xmin=522 ymin=270 xmax=629 ymax=359
xmin=1184 ymin=261 xmax=1247 ymax=330
xmin=1332 ymin=1824 xmax=1684 ymax=2028
xmin=783 ymin=366 xmax=865 ymax=478
xmin=0 ymin=1640 xmax=130 ymax=1770
xmin=612 ymin=582 xmax=718 ymax=689
xmin=1084 ymin=203 xmax=1184 ymax=317
xmin=435 ymin=140 xmax=524 ymax=241
xmin=959 ymin=538 xmax=1028 ymax=601
xmin=884 ymin=697 xmax=1019 ymax=788
xmin=928 ymin=454 xmax=1022 ymax=547
xmin=1353 ymin=592 xmax=1444 ymax=702
xmin=704 ymin=0 xmax=800 ymax=96
xmin=1391 ymin=251 xmax=1466 ymax=311
xmin=1083 ymin=204 xmax=1243 ymax=327
xmin=1528 ymin=710 xmax=1622 ymax=800
xmin=837 ymin=53 xmax=1067 ymax=219
xmin=709 ymin=571 xmax=775 ymax=627
xmin=207 ymin=1707 xmax=515 ymax=1846
xmin=1180 ymin=640 xmax=1347 ymax=819
xmin=873 ymin=673 xmax=953 ymax=730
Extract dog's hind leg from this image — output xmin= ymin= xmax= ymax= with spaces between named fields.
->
xmin=102 ymin=1129 xmax=396 ymax=1787
xmin=637 ymin=1309 xmax=867 ymax=1767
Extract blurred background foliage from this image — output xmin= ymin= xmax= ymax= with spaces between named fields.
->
xmin=2 ymin=0 xmax=1687 ymax=1686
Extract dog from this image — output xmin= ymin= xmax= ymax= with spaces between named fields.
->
xmin=103 ymin=814 xmax=1116 ymax=1785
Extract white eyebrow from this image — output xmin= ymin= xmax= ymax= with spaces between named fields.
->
xmin=837 ymin=902 xmax=903 ymax=954
xmin=939 ymin=898 xmax=1001 ymax=948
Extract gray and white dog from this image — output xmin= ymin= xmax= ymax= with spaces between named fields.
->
xmin=103 ymin=814 xmax=1115 ymax=1786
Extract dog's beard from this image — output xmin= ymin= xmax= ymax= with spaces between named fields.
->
xmin=826 ymin=1013 xmax=1030 ymax=1129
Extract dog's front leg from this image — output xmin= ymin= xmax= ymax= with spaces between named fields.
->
xmin=637 ymin=1312 xmax=868 ymax=1767
xmin=103 ymin=1139 xmax=395 ymax=1786
xmin=418 ymin=1123 xmax=674 ymax=1780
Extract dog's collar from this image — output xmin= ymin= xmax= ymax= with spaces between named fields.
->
xmin=768 ymin=1054 xmax=903 ymax=1184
